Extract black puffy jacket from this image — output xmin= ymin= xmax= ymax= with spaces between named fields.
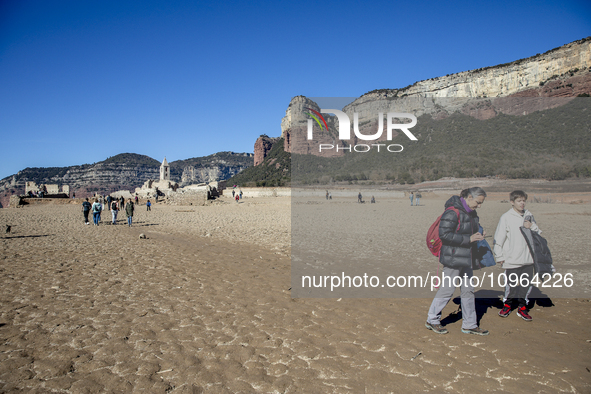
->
xmin=439 ymin=195 xmax=480 ymax=269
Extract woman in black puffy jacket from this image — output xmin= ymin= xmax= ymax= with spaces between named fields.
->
xmin=425 ymin=187 xmax=489 ymax=336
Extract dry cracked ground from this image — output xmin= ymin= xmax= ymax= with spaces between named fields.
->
xmin=1 ymin=197 xmax=590 ymax=393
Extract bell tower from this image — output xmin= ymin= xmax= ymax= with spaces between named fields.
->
xmin=160 ymin=157 xmax=170 ymax=181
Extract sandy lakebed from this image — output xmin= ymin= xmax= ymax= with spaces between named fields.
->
xmin=1 ymin=192 xmax=590 ymax=393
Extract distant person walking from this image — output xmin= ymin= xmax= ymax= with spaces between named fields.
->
xmin=239 ymin=190 xmax=243 ymax=199
xmin=98 ymin=197 xmax=104 ymax=222
xmin=409 ymin=191 xmax=414 ymax=206
xmin=82 ymin=198 xmax=91 ymax=225
xmin=135 ymin=195 xmax=139 ymax=205
xmin=235 ymin=194 xmax=239 ymax=203
xmin=358 ymin=192 xmax=362 ymax=203
xmin=111 ymin=200 xmax=119 ymax=225
xmin=232 ymin=190 xmax=235 ymax=198
xmin=106 ymin=195 xmax=112 ymax=209
xmin=146 ymin=199 xmax=151 ymax=211
xmin=326 ymin=191 xmax=329 ymax=200
xmin=125 ymin=198 xmax=134 ymax=227
xmin=371 ymin=196 xmax=375 ymax=203
xmin=415 ymin=192 xmax=422 ymax=206
xmin=120 ymin=196 xmax=125 ymax=210
xmin=91 ymin=199 xmax=102 ymax=226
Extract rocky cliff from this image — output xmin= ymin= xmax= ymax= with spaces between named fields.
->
xmin=354 ymin=37 xmax=590 ymax=102
xmin=0 ymin=152 xmax=253 ymax=208
xmin=280 ymin=37 xmax=591 ymax=154
xmin=227 ymin=138 xmax=290 ymax=187
xmin=280 ymin=96 xmax=347 ymax=157
xmin=171 ymin=151 xmax=254 ymax=185
xmin=254 ymin=135 xmax=279 ymax=166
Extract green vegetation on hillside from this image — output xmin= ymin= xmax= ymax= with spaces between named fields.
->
xmin=101 ymin=153 xmax=160 ymax=166
xmin=292 ymin=97 xmax=591 ymax=185
xmin=226 ymin=139 xmax=290 ymax=187
xmin=3 ymin=153 xmax=160 ymax=186
xmin=14 ymin=167 xmax=78 ymax=182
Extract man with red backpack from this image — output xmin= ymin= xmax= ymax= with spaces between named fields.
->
xmin=425 ymin=187 xmax=490 ymax=335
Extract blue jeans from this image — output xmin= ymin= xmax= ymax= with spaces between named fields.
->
xmin=127 ymin=216 xmax=132 ymax=226
xmin=93 ymin=212 xmax=100 ymax=225
xmin=416 ymin=197 xmax=420 ymax=205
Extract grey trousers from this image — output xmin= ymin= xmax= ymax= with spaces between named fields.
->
xmin=427 ymin=266 xmax=477 ymax=329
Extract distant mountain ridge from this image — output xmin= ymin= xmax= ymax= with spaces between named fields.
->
xmin=357 ymin=36 xmax=591 ymax=100
xmin=244 ymin=37 xmax=591 ymax=185
xmin=0 ymin=152 xmax=253 ymax=208
xmin=282 ymin=37 xmax=591 ymax=155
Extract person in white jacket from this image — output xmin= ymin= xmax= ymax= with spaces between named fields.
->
xmin=493 ymin=190 xmax=541 ymax=321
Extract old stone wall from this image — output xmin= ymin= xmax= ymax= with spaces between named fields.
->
xmin=24 ymin=182 xmax=70 ymax=196
xmin=230 ymin=187 xmax=291 ymax=198
xmin=164 ymin=190 xmax=208 ymax=206
xmin=45 ymin=185 xmax=59 ymax=194
xmin=8 ymin=195 xmax=22 ymax=208
xmin=25 ymin=182 xmax=39 ymax=194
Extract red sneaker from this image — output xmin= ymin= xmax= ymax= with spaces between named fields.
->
xmin=498 ymin=304 xmax=512 ymax=318
xmin=517 ymin=306 xmax=532 ymax=321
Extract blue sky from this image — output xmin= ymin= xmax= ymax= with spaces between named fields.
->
xmin=1 ymin=0 xmax=589 ymax=179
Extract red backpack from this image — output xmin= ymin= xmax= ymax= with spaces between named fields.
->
xmin=426 ymin=207 xmax=460 ymax=257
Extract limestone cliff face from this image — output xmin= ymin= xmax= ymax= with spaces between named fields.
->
xmin=179 ymin=162 xmax=250 ymax=185
xmin=172 ymin=152 xmax=253 ymax=185
xmin=280 ymin=96 xmax=346 ymax=156
xmin=62 ymin=163 xmax=159 ymax=187
xmin=0 ymin=163 xmax=159 ymax=207
xmin=279 ymin=37 xmax=591 ymax=154
xmin=343 ymin=37 xmax=591 ymax=120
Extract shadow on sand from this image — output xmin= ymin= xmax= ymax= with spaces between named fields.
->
xmin=105 ymin=221 xmax=159 ymax=227
xmin=441 ymin=288 xmax=554 ymax=326
xmin=2 ymin=234 xmax=52 ymax=240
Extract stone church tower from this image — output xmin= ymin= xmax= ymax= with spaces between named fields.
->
xmin=160 ymin=157 xmax=170 ymax=181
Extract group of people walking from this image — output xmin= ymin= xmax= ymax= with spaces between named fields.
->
xmin=232 ymin=188 xmax=243 ymax=202
xmin=82 ymin=196 xmax=140 ymax=227
xmin=426 ymin=187 xmax=545 ymax=336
